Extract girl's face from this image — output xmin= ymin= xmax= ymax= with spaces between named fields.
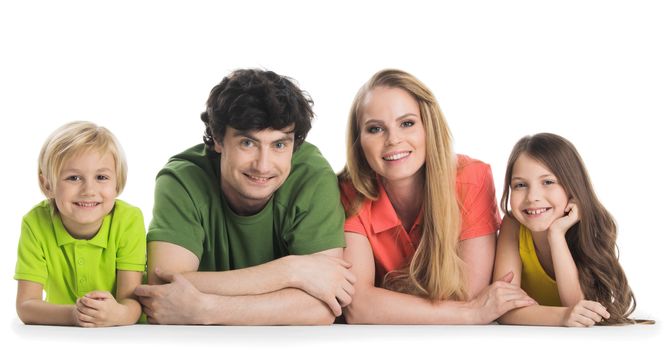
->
xmin=50 ymin=151 xmax=118 ymax=239
xmin=509 ymin=153 xmax=570 ymax=234
xmin=359 ymin=86 xmax=426 ymax=185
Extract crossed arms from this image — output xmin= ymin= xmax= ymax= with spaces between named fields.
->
xmin=135 ymin=242 xmax=355 ymax=325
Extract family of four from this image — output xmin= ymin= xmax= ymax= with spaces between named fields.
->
xmin=15 ymin=69 xmax=642 ymax=328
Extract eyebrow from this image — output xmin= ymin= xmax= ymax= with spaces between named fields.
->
xmin=233 ymin=130 xmax=295 ymax=144
xmin=511 ymin=174 xmax=555 ymax=181
xmin=363 ymin=113 xmax=418 ymax=125
xmin=61 ymin=167 xmax=114 ymax=173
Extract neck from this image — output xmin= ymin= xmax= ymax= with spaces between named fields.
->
xmin=220 ymin=181 xmax=270 ymax=216
xmin=383 ymin=168 xmax=425 ymax=230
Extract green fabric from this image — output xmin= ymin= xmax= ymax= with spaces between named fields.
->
xmin=14 ymin=200 xmax=146 ymax=305
xmin=147 ymin=142 xmax=345 ymax=271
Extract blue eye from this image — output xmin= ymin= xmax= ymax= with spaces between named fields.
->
xmin=240 ymin=139 xmax=254 ymax=148
xmin=275 ymin=142 xmax=286 ymax=149
xmin=401 ymin=120 xmax=415 ymax=128
xmin=366 ymin=126 xmax=382 ymax=134
xmin=512 ymin=182 xmax=526 ymax=190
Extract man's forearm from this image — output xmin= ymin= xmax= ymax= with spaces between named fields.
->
xmin=196 ymin=287 xmax=334 ymax=325
xmin=179 ymin=255 xmax=298 ymax=296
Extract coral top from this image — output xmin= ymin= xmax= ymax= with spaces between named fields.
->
xmin=341 ymin=155 xmax=501 ymax=285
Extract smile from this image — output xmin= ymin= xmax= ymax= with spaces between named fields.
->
xmin=244 ymin=173 xmax=274 ymax=184
xmin=523 ymin=207 xmax=551 ymax=215
xmin=75 ymin=202 xmax=100 ymax=207
xmin=382 ymin=151 xmax=411 ymax=161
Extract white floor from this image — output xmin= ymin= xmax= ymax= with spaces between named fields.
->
xmin=9 ymin=318 xmax=662 ymax=350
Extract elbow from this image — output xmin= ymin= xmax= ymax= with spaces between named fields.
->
xmin=16 ymin=303 xmax=36 ymax=325
xmin=342 ymin=294 xmax=372 ymax=324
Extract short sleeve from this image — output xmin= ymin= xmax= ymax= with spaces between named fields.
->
xmin=147 ymin=173 xmax=206 ymax=259
xmin=339 ymin=181 xmax=367 ymax=235
xmin=15 ymin=218 xmax=48 ymax=285
xmin=116 ymin=206 xmax=147 ymax=272
xmin=283 ymin=172 xmax=346 ymax=255
xmin=458 ymin=162 xmax=501 ymax=240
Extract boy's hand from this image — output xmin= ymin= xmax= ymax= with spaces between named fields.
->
xmin=74 ymin=291 xmax=124 ymax=327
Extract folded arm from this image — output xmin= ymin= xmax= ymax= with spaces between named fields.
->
xmin=343 ymin=232 xmax=534 ymax=324
xmin=16 ymin=280 xmax=77 ymax=326
xmin=140 ymin=241 xmax=353 ymax=325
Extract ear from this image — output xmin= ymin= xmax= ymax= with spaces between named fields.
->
xmin=213 ymin=139 xmax=223 ymax=154
xmin=39 ymin=175 xmax=55 ymax=198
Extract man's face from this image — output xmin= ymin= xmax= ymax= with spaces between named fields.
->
xmin=215 ymin=126 xmax=295 ymax=215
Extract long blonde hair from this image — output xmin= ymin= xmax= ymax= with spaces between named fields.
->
xmin=339 ymin=69 xmax=466 ymax=301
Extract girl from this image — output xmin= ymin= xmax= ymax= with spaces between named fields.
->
xmin=494 ymin=132 xmax=641 ymax=326
xmin=15 ymin=121 xmax=146 ymax=327
xmin=339 ymin=69 xmax=535 ymax=324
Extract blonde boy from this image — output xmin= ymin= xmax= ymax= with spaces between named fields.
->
xmin=15 ymin=121 xmax=145 ymax=327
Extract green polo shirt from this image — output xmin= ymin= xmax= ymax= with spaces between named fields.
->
xmin=147 ymin=142 xmax=345 ymax=271
xmin=14 ymin=200 xmax=146 ymax=305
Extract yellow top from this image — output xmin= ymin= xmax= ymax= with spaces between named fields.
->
xmin=519 ymin=224 xmax=561 ymax=306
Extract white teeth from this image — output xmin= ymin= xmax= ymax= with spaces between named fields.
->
xmin=383 ymin=152 xmax=410 ymax=161
xmin=247 ymin=174 xmax=270 ymax=182
xmin=76 ymin=202 xmax=98 ymax=207
xmin=525 ymin=208 xmax=548 ymax=215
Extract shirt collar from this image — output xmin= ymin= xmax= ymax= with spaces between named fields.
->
xmin=53 ymin=210 xmax=110 ymax=248
xmin=370 ymin=180 xmax=423 ymax=234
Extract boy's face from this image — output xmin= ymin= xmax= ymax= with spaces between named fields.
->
xmin=48 ymin=151 xmax=118 ymax=238
xmin=215 ymin=126 xmax=295 ymax=215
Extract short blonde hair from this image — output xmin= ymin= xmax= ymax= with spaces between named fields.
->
xmin=38 ymin=121 xmax=128 ymax=204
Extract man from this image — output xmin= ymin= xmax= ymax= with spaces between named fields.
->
xmin=135 ymin=69 xmax=355 ymax=325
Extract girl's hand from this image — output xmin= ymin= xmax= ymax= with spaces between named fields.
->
xmin=468 ymin=271 xmax=537 ymax=324
xmin=548 ymin=202 xmax=580 ymax=239
xmin=74 ymin=291 xmax=125 ymax=327
xmin=561 ymin=299 xmax=610 ymax=327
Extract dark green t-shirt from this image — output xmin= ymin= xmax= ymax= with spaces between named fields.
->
xmin=147 ymin=142 xmax=345 ymax=271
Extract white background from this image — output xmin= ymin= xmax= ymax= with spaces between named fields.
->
xmin=1 ymin=0 xmax=663 ymax=349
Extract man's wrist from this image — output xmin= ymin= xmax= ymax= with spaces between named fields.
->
xmin=282 ymin=255 xmax=303 ymax=290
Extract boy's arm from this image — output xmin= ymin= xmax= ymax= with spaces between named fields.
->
xmin=16 ymin=280 xmax=77 ymax=326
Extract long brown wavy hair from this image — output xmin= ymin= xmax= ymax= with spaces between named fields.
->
xmin=338 ymin=69 xmax=466 ymax=301
xmin=500 ymin=133 xmax=639 ymax=324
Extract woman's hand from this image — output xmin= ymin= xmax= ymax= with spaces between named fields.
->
xmin=466 ymin=271 xmax=536 ymax=324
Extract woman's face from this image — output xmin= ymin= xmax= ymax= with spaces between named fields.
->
xmin=359 ymin=86 xmax=426 ymax=184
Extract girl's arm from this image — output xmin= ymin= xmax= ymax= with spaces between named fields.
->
xmin=16 ymin=280 xmax=77 ymax=326
xmin=342 ymin=232 xmax=535 ymax=324
xmin=494 ymin=216 xmax=608 ymax=326
xmin=74 ymin=270 xmax=142 ymax=327
xmin=548 ymin=203 xmax=584 ymax=306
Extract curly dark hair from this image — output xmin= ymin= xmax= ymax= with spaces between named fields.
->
xmin=200 ymin=69 xmax=314 ymax=150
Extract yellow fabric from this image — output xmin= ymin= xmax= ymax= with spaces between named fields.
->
xmin=519 ymin=224 xmax=561 ymax=306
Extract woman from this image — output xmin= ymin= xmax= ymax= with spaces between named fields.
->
xmin=339 ymin=69 xmax=535 ymax=324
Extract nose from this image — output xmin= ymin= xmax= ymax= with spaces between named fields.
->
xmin=384 ymin=129 xmax=402 ymax=146
xmin=81 ymin=179 xmax=96 ymax=196
xmin=526 ymin=186 xmax=542 ymax=203
xmin=253 ymin=147 xmax=271 ymax=174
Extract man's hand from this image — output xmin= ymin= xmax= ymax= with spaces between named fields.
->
xmin=289 ymin=254 xmax=356 ymax=316
xmin=135 ymin=268 xmax=207 ymax=325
